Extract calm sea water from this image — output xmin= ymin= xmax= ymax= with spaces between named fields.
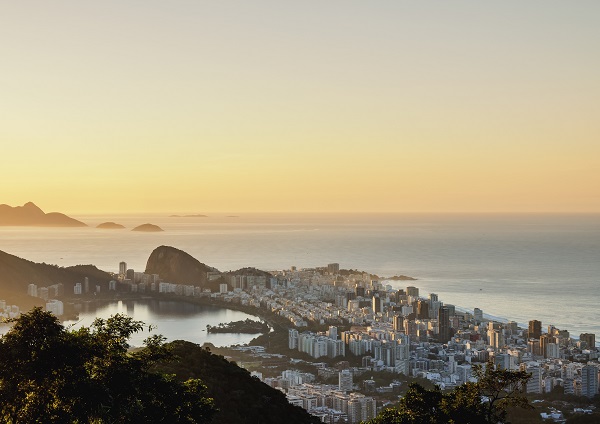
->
xmin=1 ymin=213 xmax=598 ymax=340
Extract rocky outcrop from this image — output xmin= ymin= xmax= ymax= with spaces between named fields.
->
xmin=132 ymin=223 xmax=164 ymax=232
xmin=144 ymin=246 xmax=217 ymax=287
xmin=0 ymin=202 xmax=87 ymax=227
xmin=97 ymin=222 xmax=126 ymax=229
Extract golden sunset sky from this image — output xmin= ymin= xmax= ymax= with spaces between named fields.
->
xmin=1 ymin=2 xmax=599 ymax=213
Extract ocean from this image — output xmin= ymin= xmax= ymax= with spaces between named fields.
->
xmin=1 ymin=213 xmax=598 ymax=341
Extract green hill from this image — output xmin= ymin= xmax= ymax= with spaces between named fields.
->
xmin=155 ymin=340 xmax=320 ymax=424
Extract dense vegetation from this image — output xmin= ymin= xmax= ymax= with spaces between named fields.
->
xmin=366 ymin=362 xmax=532 ymax=424
xmin=206 ymin=318 xmax=269 ymax=334
xmin=0 ymin=308 xmax=319 ymax=424
xmin=155 ymin=340 xmax=321 ymax=424
xmin=0 ymin=308 xmax=215 ymax=423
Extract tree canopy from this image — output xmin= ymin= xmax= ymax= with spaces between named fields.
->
xmin=0 ymin=307 xmax=215 ymax=423
xmin=365 ymin=361 xmax=532 ymax=424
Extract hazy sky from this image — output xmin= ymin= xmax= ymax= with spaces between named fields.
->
xmin=1 ymin=1 xmax=599 ymax=213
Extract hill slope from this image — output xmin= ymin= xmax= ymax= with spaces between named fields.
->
xmin=0 ymin=250 xmax=112 ymax=306
xmin=156 ymin=340 xmax=320 ymax=424
xmin=0 ymin=202 xmax=87 ymax=227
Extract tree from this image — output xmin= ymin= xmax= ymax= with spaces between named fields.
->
xmin=0 ymin=307 xmax=215 ymax=423
xmin=365 ymin=360 xmax=532 ymax=424
xmin=472 ymin=361 xmax=532 ymax=424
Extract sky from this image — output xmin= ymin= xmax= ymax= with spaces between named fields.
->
xmin=1 ymin=1 xmax=599 ymax=214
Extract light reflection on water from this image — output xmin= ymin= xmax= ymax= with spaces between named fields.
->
xmin=63 ymin=299 xmax=261 ymax=348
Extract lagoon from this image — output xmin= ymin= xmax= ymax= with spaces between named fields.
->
xmin=62 ymin=299 xmax=261 ymax=348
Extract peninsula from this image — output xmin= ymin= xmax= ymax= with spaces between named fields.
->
xmin=0 ymin=202 xmax=87 ymax=227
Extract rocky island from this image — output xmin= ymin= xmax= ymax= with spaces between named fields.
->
xmin=206 ymin=319 xmax=269 ymax=334
xmin=132 ymin=223 xmax=164 ymax=232
xmin=385 ymin=274 xmax=417 ymax=281
xmin=96 ymin=222 xmax=126 ymax=229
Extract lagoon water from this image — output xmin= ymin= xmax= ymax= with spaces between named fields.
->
xmin=1 ymin=213 xmax=599 ymax=341
xmin=62 ymin=299 xmax=260 ymax=348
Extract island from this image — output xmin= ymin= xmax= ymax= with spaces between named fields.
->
xmin=169 ymin=214 xmax=208 ymax=218
xmin=96 ymin=222 xmax=126 ymax=229
xmin=131 ymin=223 xmax=164 ymax=232
xmin=384 ymin=275 xmax=417 ymax=281
xmin=206 ymin=319 xmax=270 ymax=334
xmin=0 ymin=202 xmax=87 ymax=227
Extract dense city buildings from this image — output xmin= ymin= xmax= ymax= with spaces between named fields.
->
xmin=20 ymin=261 xmax=600 ymax=422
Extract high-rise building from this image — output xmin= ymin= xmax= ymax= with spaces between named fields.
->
xmin=119 ymin=261 xmax=127 ymax=275
xmin=546 ymin=343 xmax=559 ymax=359
xmin=438 ymin=306 xmax=451 ymax=343
xmin=416 ymin=300 xmax=429 ymax=320
xmin=27 ymin=283 xmax=38 ymax=297
xmin=473 ymin=308 xmax=483 ymax=322
xmin=83 ymin=277 xmax=90 ymax=294
xmin=521 ymin=364 xmax=542 ymax=394
xmin=327 ymin=263 xmax=340 ymax=274
xmin=393 ymin=315 xmax=404 ymax=332
xmin=355 ymin=284 xmax=365 ymax=298
xmin=528 ymin=340 xmax=541 ymax=357
xmin=328 ymin=326 xmax=338 ymax=340
xmin=581 ymin=365 xmax=599 ymax=398
xmin=529 ymin=320 xmax=542 ymax=340
xmin=489 ymin=329 xmax=505 ymax=350
xmin=580 ymin=333 xmax=596 ymax=350
xmin=46 ymin=299 xmax=64 ymax=316
xmin=288 ymin=329 xmax=299 ymax=349
xmin=39 ymin=287 xmax=49 ymax=301
xmin=406 ymin=286 xmax=419 ymax=297
xmin=339 ymin=370 xmax=353 ymax=392
xmin=540 ymin=335 xmax=549 ymax=358
xmin=74 ymin=283 xmax=82 ymax=295
xmin=372 ymin=295 xmax=382 ymax=314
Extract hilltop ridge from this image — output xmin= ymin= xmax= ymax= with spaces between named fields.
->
xmin=0 ymin=202 xmax=87 ymax=227
xmin=0 ymin=249 xmax=111 ymax=306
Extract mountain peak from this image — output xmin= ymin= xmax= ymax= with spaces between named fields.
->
xmin=0 ymin=202 xmax=87 ymax=227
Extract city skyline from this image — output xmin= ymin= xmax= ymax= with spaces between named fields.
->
xmin=2 ymin=1 xmax=599 ymax=214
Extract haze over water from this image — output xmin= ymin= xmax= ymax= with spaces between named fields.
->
xmin=1 ymin=213 xmax=598 ymax=340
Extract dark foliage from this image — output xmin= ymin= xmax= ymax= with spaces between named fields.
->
xmin=365 ymin=361 xmax=532 ymax=424
xmin=0 ymin=308 xmax=215 ymax=423
xmin=154 ymin=340 xmax=321 ymax=424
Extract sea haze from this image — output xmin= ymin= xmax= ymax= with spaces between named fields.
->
xmin=1 ymin=213 xmax=598 ymax=338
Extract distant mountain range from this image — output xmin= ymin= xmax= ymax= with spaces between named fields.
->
xmin=0 ymin=202 xmax=86 ymax=227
